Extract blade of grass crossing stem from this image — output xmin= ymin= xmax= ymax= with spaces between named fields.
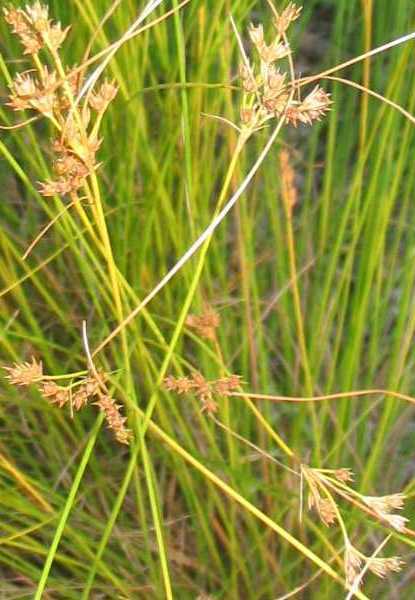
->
xmin=34 ymin=415 xmax=104 ymax=600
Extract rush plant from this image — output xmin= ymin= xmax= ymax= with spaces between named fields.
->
xmin=1 ymin=1 xmax=415 ymax=598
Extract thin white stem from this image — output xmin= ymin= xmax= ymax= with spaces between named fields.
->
xmin=94 ymin=116 xmax=286 ymax=355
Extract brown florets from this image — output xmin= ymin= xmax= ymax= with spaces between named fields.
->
xmin=279 ymin=150 xmax=297 ymax=214
xmin=285 ymin=86 xmax=332 ymax=127
xmin=5 ymin=355 xmax=131 ymax=445
xmin=305 ymin=470 xmax=337 ymax=528
xmin=8 ymin=67 xmax=58 ymax=117
xmin=4 ymin=357 xmax=43 ymax=386
xmin=40 ymin=381 xmax=70 ymax=408
xmin=274 ymin=3 xmax=302 ymax=36
xmin=345 ymin=544 xmax=363 ymax=588
xmin=94 ymin=394 xmax=132 ymax=445
xmin=361 ymin=494 xmax=408 ymax=532
xmin=89 ymin=80 xmax=118 ymax=113
xmin=3 ymin=4 xmax=114 ymax=202
xmin=186 ymin=308 xmax=220 ymax=341
xmin=164 ymin=371 xmax=242 ymax=414
xmin=3 ymin=3 xmax=69 ymax=54
xmin=367 ymin=556 xmax=404 ymax=579
xmin=333 ymin=468 xmax=354 ymax=483
xmin=239 ymin=10 xmax=332 ymax=131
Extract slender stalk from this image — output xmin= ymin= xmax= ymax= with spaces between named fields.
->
xmin=34 ymin=415 xmax=104 ymax=600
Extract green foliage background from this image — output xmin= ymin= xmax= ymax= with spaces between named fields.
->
xmin=1 ymin=0 xmax=415 ymax=597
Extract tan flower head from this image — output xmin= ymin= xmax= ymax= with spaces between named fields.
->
xmin=266 ymin=65 xmax=286 ymax=92
xmin=213 ymin=375 xmax=242 ymax=396
xmin=274 ymin=3 xmax=302 ymax=36
xmin=383 ymin=514 xmax=409 ymax=532
xmin=345 ymin=544 xmax=363 ymax=588
xmin=334 ymin=468 xmax=354 ymax=483
xmin=89 ymin=80 xmax=118 ymax=113
xmin=164 ymin=375 xmax=194 ymax=394
xmin=40 ymin=381 xmax=70 ymax=408
xmin=297 ymin=86 xmax=332 ymax=125
xmin=9 ymin=71 xmax=37 ymax=100
xmin=94 ymin=394 xmax=132 ymax=445
xmin=186 ymin=307 xmax=220 ymax=341
xmin=3 ymin=7 xmax=27 ymax=35
xmin=248 ymin=23 xmax=264 ymax=48
xmin=318 ymin=498 xmax=337 ymax=527
xmin=240 ymin=11 xmax=331 ymax=131
xmin=367 ymin=556 xmax=404 ymax=579
xmin=259 ymin=40 xmax=290 ymax=64
xmin=38 ymin=178 xmax=76 ymax=197
xmin=4 ymin=357 xmax=43 ymax=386
xmin=20 ymin=33 xmax=43 ymax=55
xmin=279 ymin=150 xmax=297 ymax=213
xmin=362 ymin=493 xmax=405 ymax=514
xmin=25 ymin=1 xmax=49 ymax=27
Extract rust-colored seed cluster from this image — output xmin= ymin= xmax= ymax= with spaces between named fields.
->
xmin=4 ymin=2 xmax=69 ymax=55
xmin=186 ymin=307 xmax=220 ymax=341
xmin=301 ymin=465 xmax=405 ymax=588
xmin=239 ymin=3 xmax=331 ymax=129
xmin=279 ymin=150 xmax=297 ymax=215
xmin=3 ymin=3 xmax=118 ymax=198
xmin=344 ymin=544 xmax=403 ymax=588
xmin=164 ymin=372 xmax=242 ymax=414
xmin=4 ymin=357 xmax=132 ymax=445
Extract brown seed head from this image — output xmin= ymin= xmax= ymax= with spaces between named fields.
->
xmin=164 ymin=375 xmax=195 ymax=394
xmin=4 ymin=357 xmax=43 ymax=386
xmin=89 ymin=80 xmax=118 ymax=113
xmin=199 ymin=393 xmax=218 ymax=415
xmin=344 ymin=544 xmax=363 ymax=588
xmin=72 ymin=388 xmax=89 ymax=411
xmin=3 ymin=4 xmax=47 ymax=54
xmin=94 ymin=394 xmax=132 ymax=445
xmin=20 ymin=33 xmax=44 ymax=55
xmin=288 ymin=86 xmax=332 ymax=126
xmin=25 ymin=1 xmax=49 ymax=30
xmin=259 ymin=40 xmax=290 ymax=64
xmin=45 ymin=22 xmax=70 ymax=50
xmin=274 ymin=3 xmax=302 ymax=36
xmin=38 ymin=178 xmax=76 ymax=197
xmin=318 ymin=498 xmax=337 ymax=527
xmin=40 ymin=381 xmax=70 ymax=408
xmin=334 ymin=468 xmax=354 ymax=483
xmin=213 ymin=375 xmax=242 ymax=396
xmin=362 ymin=493 xmax=405 ymax=514
xmin=3 ymin=7 xmax=28 ymax=35
xmin=186 ymin=308 xmax=220 ymax=341
xmin=367 ymin=556 xmax=404 ymax=579
xmin=279 ymin=150 xmax=297 ymax=213
xmin=266 ymin=65 xmax=286 ymax=91
xmin=248 ymin=23 xmax=264 ymax=48
xmin=240 ymin=107 xmax=256 ymax=125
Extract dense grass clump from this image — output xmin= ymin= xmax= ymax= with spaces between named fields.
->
xmin=1 ymin=1 xmax=415 ymax=598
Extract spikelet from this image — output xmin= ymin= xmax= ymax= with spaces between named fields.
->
xmin=4 ymin=357 xmax=43 ymax=386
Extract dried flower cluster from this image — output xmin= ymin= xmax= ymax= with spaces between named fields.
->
xmin=239 ymin=4 xmax=331 ymax=130
xmin=302 ymin=466 xmax=337 ymax=527
xmin=279 ymin=149 xmax=297 ymax=215
xmin=344 ymin=543 xmax=403 ymax=589
xmin=4 ymin=357 xmax=43 ymax=386
xmin=301 ymin=465 xmax=405 ymax=588
xmin=4 ymin=357 xmax=132 ymax=445
xmin=4 ymin=2 xmax=69 ymax=55
xmin=3 ymin=3 xmax=118 ymax=198
xmin=361 ymin=493 xmax=408 ymax=532
xmin=164 ymin=372 xmax=242 ymax=414
xmin=186 ymin=307 xmax=220 ymax=341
